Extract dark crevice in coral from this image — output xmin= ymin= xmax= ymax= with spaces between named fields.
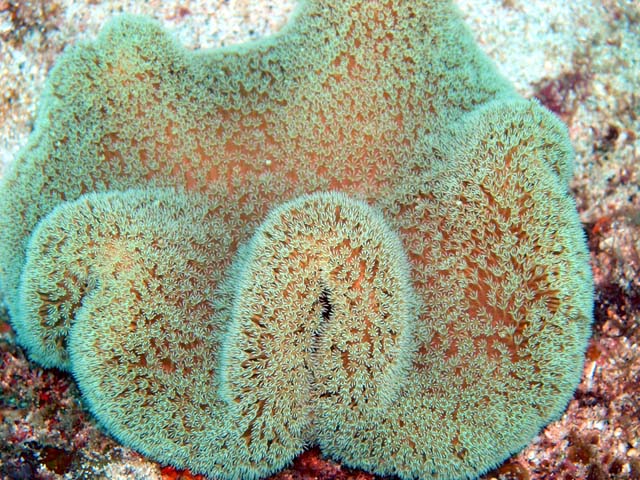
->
xmin=318 ymin=287 xmax=333 ymax=322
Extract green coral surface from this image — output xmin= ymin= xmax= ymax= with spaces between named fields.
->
xmin=0 ymin=1 xmax=593 ymax=479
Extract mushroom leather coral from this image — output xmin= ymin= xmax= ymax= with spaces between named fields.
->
xmin=0 ymin=1 xmax=593 ymax=479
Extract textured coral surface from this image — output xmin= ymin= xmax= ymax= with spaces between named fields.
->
xmin=0 ymin=0 xmax=637 ymax=479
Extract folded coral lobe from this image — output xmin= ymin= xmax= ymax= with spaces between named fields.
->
xmin=220 ymin=192 xmax=416 ymax=448
xmin=321 ymin=100 xmax=593 ymax=479
xmin=20 ymin=189 xmax=304 ymax=479
xmin=0 ymin=0 xmax=513 ymax=319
